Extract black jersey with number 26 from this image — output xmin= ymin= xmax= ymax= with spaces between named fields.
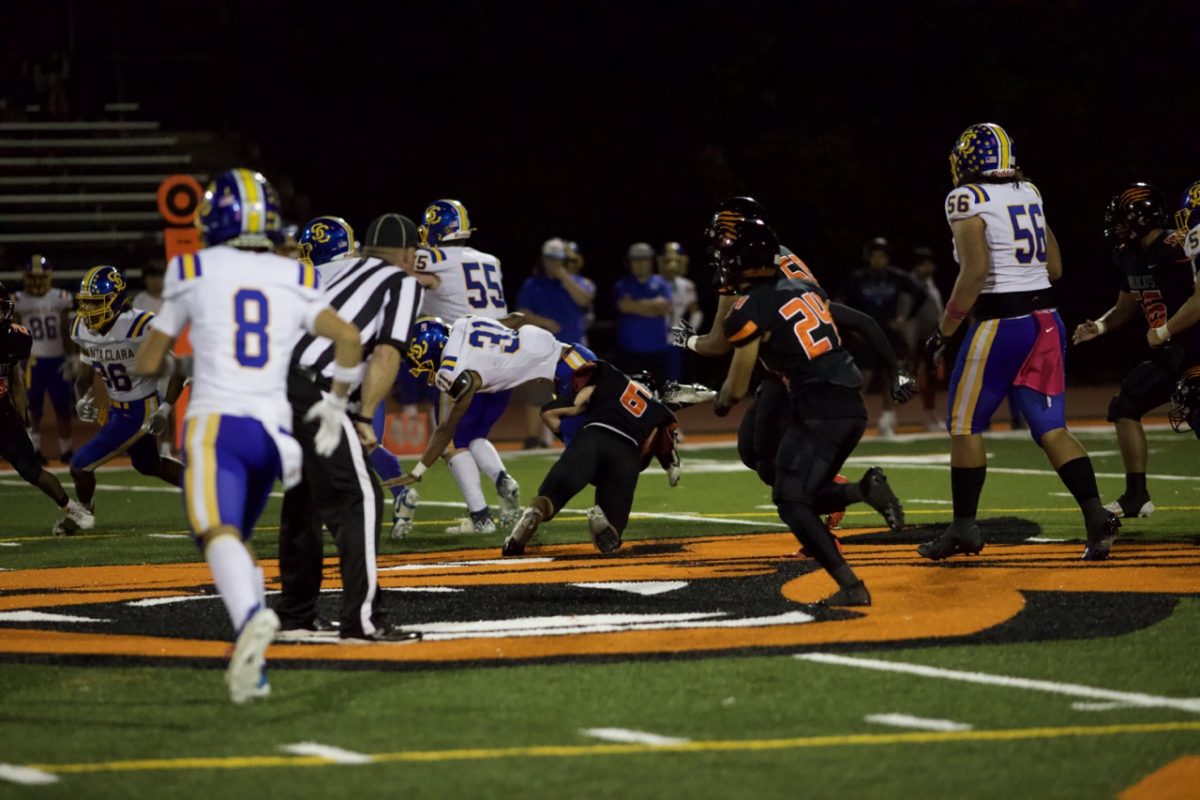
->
xmin=724 ymin=278 xmax=864 ymax=395
xmin=582 ymin=361 xmax=675 ymax=447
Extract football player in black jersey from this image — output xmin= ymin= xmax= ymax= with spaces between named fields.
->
xmin=502 ymin=360 xmax=678 ymax=556
xmin=711 ymin=218 xmax=915 ymax=606
xmin=670 ymin=198 xmax=915 ymax=530
xmin=1072 ymin=183 xmax=1200 ymax=518
xmin=0 ymin=282 xmax=94 ymax=533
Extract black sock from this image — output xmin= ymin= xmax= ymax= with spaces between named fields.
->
xmin=35 ymin=470 xmax=69 ymax=508
xmin=1057 ymin=456 xmax=1103 ymax=517
xmin=813 ymin=481 xmax=861 ymax=515
xmin=951 ymin=466 xmax=986 ymax=521
xmin=470 ymin=508 xmax=493 ymax=525
xmin=831 ymin=564 xmax=860 ymax=589
xmin=1125 ymin=472 xmax=1147 ymax=498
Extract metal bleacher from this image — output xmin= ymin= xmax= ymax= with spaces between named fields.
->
xmin=0 ymin=103 xmax=226 ymax=282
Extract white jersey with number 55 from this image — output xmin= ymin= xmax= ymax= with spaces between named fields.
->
xmin=152 ymin=246 xmax=328 ymax=431
xmin=415 ymin=244 xmax=508 ymax=322
xmin=945 ymin=181 xmax=1052 ymax=295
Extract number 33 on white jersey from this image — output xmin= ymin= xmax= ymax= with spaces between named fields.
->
xmin=945 ymin=181 xmax=1052 ymax=295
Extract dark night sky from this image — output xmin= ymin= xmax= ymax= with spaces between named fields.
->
xmin=4 ymin=0 xmax=1199 ymax=379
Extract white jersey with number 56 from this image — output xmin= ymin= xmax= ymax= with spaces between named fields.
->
xmin=945 ymin=180 xmax=1052 ymax=295
xmin=415 ymin=244 xmax=508 ymax=322
xmin=152 ymin=246 xmax=328 ymax=431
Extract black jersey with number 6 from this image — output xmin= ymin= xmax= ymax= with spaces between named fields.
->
xmin=582 ymin=361 xmax=675 ymax=447
xmin=724 ymin=278 xmax=864 ymax=415
xmin=1113 ymin=230 xmax=1200 ymax=360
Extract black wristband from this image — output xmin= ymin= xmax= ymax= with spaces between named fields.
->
xmin=350 ymin=413 xmax=373 ymax=425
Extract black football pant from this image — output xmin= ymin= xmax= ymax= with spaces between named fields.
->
xmin=1107 ymin=345 xmax=1192 ymax=422
xmin=538 ymin=425 xmax=641 ymax=532
xmin=277 ymin=374 xmax=383 ymax=636
xmin=0 ymin=401 xmax=68 ymax=507
xmin=772 ymin=413 xmax=867 ymax=576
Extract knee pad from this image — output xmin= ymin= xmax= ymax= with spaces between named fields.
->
xmin=1106 ymin=393 xmax=1143 ymax=423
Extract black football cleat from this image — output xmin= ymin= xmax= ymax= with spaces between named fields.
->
xmin=917 ymin=524 xmax=983 ymax=561
xmin=1081 ymin=511 xmax=1120 ymax=561
xmin=502 ymin=506 xmax=543 ymax=557
xmin=818 ymin=581 xmax=872 ymax=607
xmin=861 ymin=467 xmax=904 ymax=531
xmin=587 ymin=506 xmax=622 ymax=554
xmin=501 ymin=536 xmax=526 ymax=557
xmin=339 ymin=623 xmax=423 ymax=644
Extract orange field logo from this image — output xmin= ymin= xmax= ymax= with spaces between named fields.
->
xmin=0 ymin=533 xmax=1197 ymax=668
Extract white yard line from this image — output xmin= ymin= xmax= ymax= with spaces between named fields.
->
xmin=0 ymin=610 xmax=109 ymax=623
xmin=797 ymin=653 xmax=1200 ymax=713
xmin=278 ymin=742 xmax=373 ymax=764
xmin=580 ymin=728 xmax=690 ymax=746
xmin=1072 ymin=701 xmax=1138 ymax=711
xmin=570 ymin=581 xmax=688 ymax=596
xmin=864 ymin=713 xmax=973 ymax=732
xmin=0 ymin=764 xmax=59 ymax=785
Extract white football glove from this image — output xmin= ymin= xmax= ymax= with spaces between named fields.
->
xmin=304 ymin=392 xmax=349 ymax=457
xmin=140 ymin=404 xmax=171 ymax=436
xmin=669 ymin=319 xmax=696 ymax=349
xmin=660 ymin=381 xmax=718 ymax=409
xmin=59 ymin=355 xmax=82 ymax=381
xmin=75 ymin=390 xmax=98 ymax=423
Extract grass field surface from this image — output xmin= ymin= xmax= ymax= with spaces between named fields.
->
xmin=1 ymin=425 xmax=1197 ymax=798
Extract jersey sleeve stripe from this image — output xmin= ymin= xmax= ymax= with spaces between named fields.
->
xmin=179 ymin=254 xmax=201 ymax=281
xmin=965 ymin=185 xmax=983 ymax=203
xmin=128 ymin=311 xmax=156 ymax=338
xmin=727 ymin=320 xmax=759 ymax=344
xmin=298 ymin=262 xmax=318 ymax=288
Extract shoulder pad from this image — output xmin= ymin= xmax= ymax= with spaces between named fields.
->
xmin=415 ymin=246 xmax=447 ymax=267
xmin=447 ymin=370 xmax=477 ymax=401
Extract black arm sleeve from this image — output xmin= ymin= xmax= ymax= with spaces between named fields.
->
xmin=831 ymin=302 xmax=900 ymax=374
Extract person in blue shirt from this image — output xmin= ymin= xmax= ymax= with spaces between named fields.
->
xmin=517 ymin=238 xmax=596 ymax=447
xmin=614 ymin=242 xmax=673 ymax=390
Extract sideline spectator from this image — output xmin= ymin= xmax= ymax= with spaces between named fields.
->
xmin=516 ymin=238 xmax=595 ymax=447
xmin=658 ymin=241 xmax=701 ymax=382
xmin=133 ymin=262 xmax=165 ymax=314
xmin=839 ymin=236 xmax=927 ymax=437
xmin=909 ymin=246 xmax=944 ymax=430
xmin=565 ymin=240 xmax=595 ymax=342
xmin=614 ymin=242 xmax=672 ymax=389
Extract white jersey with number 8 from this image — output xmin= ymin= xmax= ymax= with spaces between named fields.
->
xmin=945 ymin=180 xmax=1052 ymax=295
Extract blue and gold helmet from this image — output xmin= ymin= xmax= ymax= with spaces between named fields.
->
xmin=21 ymin=254 xmax=53 ymax=296
xmin=1175 ymin=180 xmax=1200 ymax=258
xmin=406 ymin=317 xmax=450 ymax=385
xmin=949 ymin=123 xmax=1017 ymax=187
xmin=196 ymin=168 xmax=284 ymax=249
xmin=298 ymin=216 xmax=356 ymax=267
xmin=418 ymin=199 xmax=474 ymax=246
xmin=77 ymin=266 xmax=130 ymax=332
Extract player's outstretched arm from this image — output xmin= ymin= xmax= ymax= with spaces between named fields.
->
xmin=673 ymin=294 xmax=736 ymax=357
xmin=1072 ymin=291 xmax=1137 ymax=345
xmin=355 ymin=344 xmax=401 ymax=449
xmin=714 ymin=337 xmax=760 ymax=415
xmin=541 ymin=385 xmax=594 ymax=434
xmin=831 ymin=303 xmax=901 ymax=374
xmin=386 ymin=371 xmax=482 ymax=486
xmin=938 ymin=217 xmax=990 ymax=339
xmin=1046 ymin=225 xmax=1063 ymax=283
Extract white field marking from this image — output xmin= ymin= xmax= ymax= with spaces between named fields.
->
xmin=126 ymin=595 xmax=213 ymax=607
xmin=1025 ymin=537 xmax=1068 ymax=543
xmin=798 ymin=653 xmax=1200 ymax=713
xmin=826 ymin=464 xmax=1200 ymax=483
xmin=378 ymin=558 xmax=555 ymax=572
xmin=278 ymin=742 xmax=373 ymax=765
xmin=381 ymin=586 xmax=463 ymax=593
xmin=570 ymin=581 xmax=688 ymax=596
xmin=580 ymin=728 xmax=690 ymax=746
xmin=0 ymin=764 xmax=59 ymax=785
xmin=1072 ymin=701 xmax=1138 ymax=712
xmin=410 ymin=610 xmax=814 ymax=641
xmin=0 ymin=610 xmax=110 ymax=623
xmin=1049 ymin=492 xmax=1074 ymax=497
xmin=864 ymin=713 xmax=973 ymax=732
xmin=904 ymin=498 xmax=954 ymax=505
xmin=0 ymin=542 xmax=18 ymax=547
xmin=146 ymin=533 xmax=190 ymax=539
xmin=559 ymin=507 xmax=788 ymax=528
xmin=844 ymin=453 xmax=951 ymax=465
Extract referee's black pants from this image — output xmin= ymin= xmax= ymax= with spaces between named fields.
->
xmin=277 ymin=373 xmax=383 ymax=636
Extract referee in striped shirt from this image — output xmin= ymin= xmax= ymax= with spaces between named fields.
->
xmin=277 ymin=213 xmax=424 ymax=642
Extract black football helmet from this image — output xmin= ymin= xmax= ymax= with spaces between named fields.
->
xmin=704 ymin=197 xmax=769 ymax=249
xmin=1168 ymin=368 xmax=1200 ymax=438
xmin=1112 ymin=183 xmax=1167 ymax=243
xmin=0 ymin=281 xmax=13 ymax=322
xmin=709 ymin=217 xmax=780 ymax=294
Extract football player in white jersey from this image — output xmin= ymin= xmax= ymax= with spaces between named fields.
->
xmin=397 ymin=314 xmax=596 ymax=533
xmin=13 ymin=255 xmax=76 ymax=462
xmin=134 ymin=168 xmax=362 ymax=704
xmin=406 ymin=199 xmax=517 ymax=531
xmin=920 ymin=123 xmax=1119 ymax=562
xmin=57 ymin=266 xmax=185 ymax=535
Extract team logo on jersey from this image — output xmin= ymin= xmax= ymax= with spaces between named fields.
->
xmin=0 ymin=532 xmax=1195 ymax=670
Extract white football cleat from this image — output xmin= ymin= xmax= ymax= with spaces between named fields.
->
xmin=390 ymin=487 xmax=419 ymax=540
xmin=445 ymin=515 xmax=497 ymax=535
xmin=1103 ymin=497 xmax=1155 ymax=519
xmin=660 ymin=381 xmax=717 ymax=408
xmin=496 ymin=473 xmax=521 ymax=527
xmin=227 ymin=606 xmax=279 ymax=705
xmin=54 ymin=500 xmax=95 ymax=536
xmin=586 ymin=506 xmax=622 ymax=554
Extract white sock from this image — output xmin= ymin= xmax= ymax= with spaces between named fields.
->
xmin=447 ymin=451 xmax=488 ymax=514
xmin=468 ymin=438 xmax=506 ymax=484
xmin=252 ymin=565 xmax=267 ymax=608
xmin=58 ymin=437 xmax=71 ymax=454
xmin=205 ymin=535 xmax=260 ymax=631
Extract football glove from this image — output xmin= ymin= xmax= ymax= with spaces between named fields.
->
xmin=890 ymin=371 xmax=918 ymax=404
xmin=924 ymin=330 xmax=948 ymax=366
xmin=75 ymin=390 xmax=98 ymax=423
xmin=304 ymin=392 xmax=349 ymax=457
xmin=59 ymin=355 xmax=82 ymax=381
xmin=669 ymin=319 xmax=696 ymax=349
xmin=660 ymin=380 xmax=718 ymax=408
xmin=140 ymin=403 xmax=171 ymax=436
